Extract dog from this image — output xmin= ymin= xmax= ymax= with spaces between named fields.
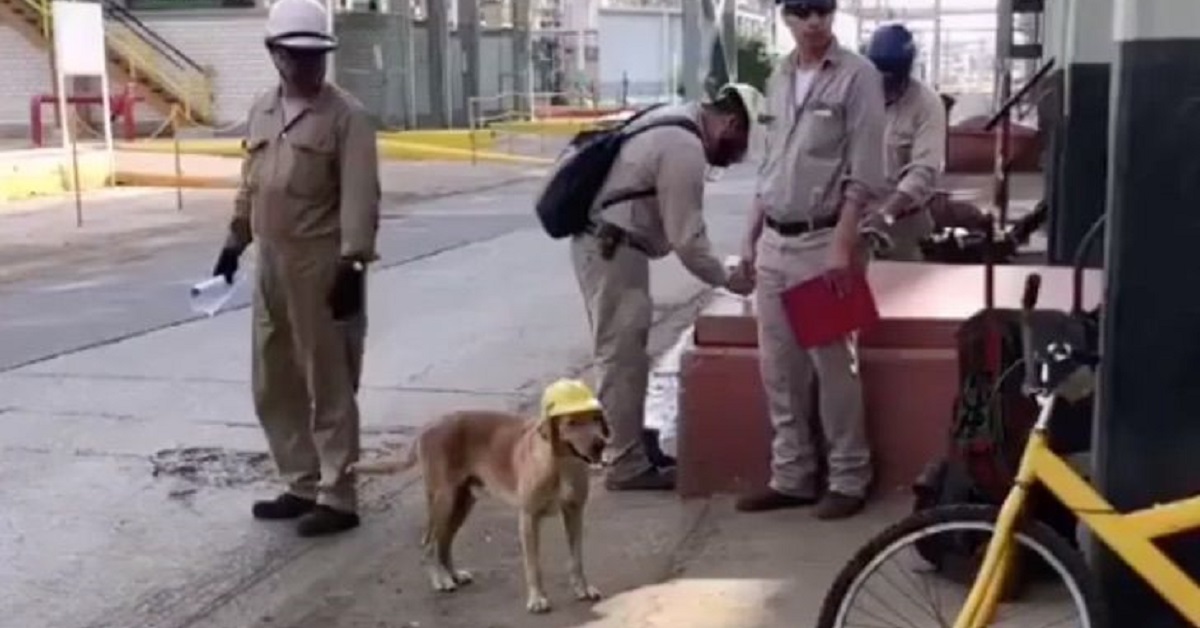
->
xmin=351 ymin=380 xmax=611 ymax=614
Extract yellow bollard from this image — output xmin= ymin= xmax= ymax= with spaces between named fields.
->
xmin=69 ymin=111 xmax=83 ymax=227
xmin=171 ymin=106 xmax=182 ymax=212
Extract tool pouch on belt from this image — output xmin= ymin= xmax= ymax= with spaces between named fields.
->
xmin=594 ymin=223 xmax=625 ymax=261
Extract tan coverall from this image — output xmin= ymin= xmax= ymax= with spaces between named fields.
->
xmin=569 ymin=103 xmax=730 ymax=483
xmin=754 ymin=44 xmax=887 ymax=499
xmin=229 ymin=85 xmax=380 ymax=513
xmin=876 ymin=77 xmax=947 ymax=260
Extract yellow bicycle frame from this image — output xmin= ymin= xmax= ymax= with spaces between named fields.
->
xmin=953 ymin=394 xmax=1200 ymax=627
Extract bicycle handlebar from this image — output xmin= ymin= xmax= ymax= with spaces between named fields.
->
xmin=1020 ymin=272 xmax=1043 ymax=393
xmin=1021 ymin=273 xmax=1042 ymax=311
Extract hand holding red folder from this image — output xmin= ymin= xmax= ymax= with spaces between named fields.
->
xmin=781 ymin=267 xmax=879 ymax=348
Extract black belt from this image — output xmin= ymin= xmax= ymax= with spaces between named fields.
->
xmin=584 ymin=222 xmax=651 ymax=260
xmin=765 ymin=214 xmax=840 ymax=237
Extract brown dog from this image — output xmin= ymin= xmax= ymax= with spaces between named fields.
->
xmin=352 ymin=381 xmax=610 ymax=614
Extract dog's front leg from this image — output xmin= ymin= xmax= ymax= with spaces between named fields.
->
xmin=520 ymin=510 xmax=551 ymax=613
xmin=561 ymin=502 xmax=602 ymax=602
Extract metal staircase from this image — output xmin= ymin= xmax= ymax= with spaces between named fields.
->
xmin=0 ymin=0 xmax=216 ymax=125
xmin=990 ymin=0 xmax=1047 ymax=228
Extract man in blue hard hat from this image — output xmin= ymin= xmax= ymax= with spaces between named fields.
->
xmin=861 ymin=23 xmax=947 ymax=261
xmin=736 ymin=0 xmax=887 ymax=520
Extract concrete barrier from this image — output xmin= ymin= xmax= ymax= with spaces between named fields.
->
xmin=0 ymin=148 xmax=111 ymax=202
xmin=115 ymin=133 xmax=546 ymax=166
xmin=676 ymin=262 xmax=1104 ymax=499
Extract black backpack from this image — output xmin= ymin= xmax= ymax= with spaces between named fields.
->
xmin=534 ymin=104 xmax=703 ymax=239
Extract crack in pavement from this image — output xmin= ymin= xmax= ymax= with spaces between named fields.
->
xmin=97 ymin=473 xmax=429 ymax=628
xmin=0 ymin=407 xmax=144 ymax=422
xmin=0 ymin=229 xmax=519 ymax=376
xmin=113 ymin=288 xmax=719 ymax=628
xmin=4 ymin=445 xmax=149 ymax=461
xmin=378 ymin=175 xmax=541 ymax=219
xmin=0 ymin=370 xmax=532 ymax=397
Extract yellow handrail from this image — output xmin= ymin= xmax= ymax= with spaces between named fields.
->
xmin=15 ymin=0 xmax=215 ymax=124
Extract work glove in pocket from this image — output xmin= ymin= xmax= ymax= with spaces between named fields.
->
xmin=328 ymin=260 xmax=365 ymax=321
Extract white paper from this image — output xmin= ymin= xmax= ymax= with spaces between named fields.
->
xmin=189 ymin=276 xmax=240 ymax=317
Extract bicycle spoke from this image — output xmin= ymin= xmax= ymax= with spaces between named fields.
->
xmin=827 ymin=517 xmax=1092 ymax=628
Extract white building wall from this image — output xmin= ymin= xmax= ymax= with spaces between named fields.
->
xmin=0 ymin=9 xmax=275 ymax=135
xmin=0 ymin=24 xmax=52 ymax=131
xmin=137 ymin=9 xmax=276 ymax=127
xmin=597 ymin=7 xmax=682 ymax=104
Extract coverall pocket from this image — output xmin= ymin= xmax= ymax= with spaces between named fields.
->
xmin=791 ymin=157 xmax=842 ymax=215
xmin=888 ymin=138 xmax=913 ymax=174
xmin=286 ymin=134 xmax=337 ymax=199
xmin=801 ymin=102 xmax=845 ymax=158
xmin=242 ymin=137 xmax=270 ymax=193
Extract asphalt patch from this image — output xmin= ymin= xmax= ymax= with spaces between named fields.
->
xmin=150 ymin=446 xmax=274 ymax=488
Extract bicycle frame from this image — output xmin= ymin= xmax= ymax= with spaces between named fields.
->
xmin=954 ymin=393 xmax=1200 ymax=627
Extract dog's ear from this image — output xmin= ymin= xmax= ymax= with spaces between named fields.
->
xmin=596 ymin=412 xmax=611 ymax=439
xmin=537 ymin=415 xmax=560 ymax=442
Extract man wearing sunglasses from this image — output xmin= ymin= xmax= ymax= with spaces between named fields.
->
xmin=860 ymin=23 xmax=946 ymax=261
xmin=211 ymin=0 xmax=380 ymax=537
xmin=736 ymin=0 xmax=886 ymax=520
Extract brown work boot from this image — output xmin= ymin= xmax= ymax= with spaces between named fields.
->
xmin=296 ymin=505 xmax=361 ymax=537
xmin=252 ymin=493 xmax=316 ymax=520
xmin=604 ymin=466 xmax=676 ymax=491
xmin=735 ymin=488 xmax=818 ymax=513
xmin=813 ymin=491 xmax=866 ymax=520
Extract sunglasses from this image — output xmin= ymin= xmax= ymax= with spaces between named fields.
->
xmin=783 ymin=4 xmax=833 ymax=19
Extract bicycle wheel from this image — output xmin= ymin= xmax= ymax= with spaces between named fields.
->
xmin=817 ymin=504 xmax=1106 ymax=628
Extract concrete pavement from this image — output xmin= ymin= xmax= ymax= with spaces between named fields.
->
xmin=0 ymin=165 xmax=925 ymax=628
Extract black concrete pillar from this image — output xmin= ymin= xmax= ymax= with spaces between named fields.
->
xmin=1093 ymin=0 xmax=1200 ymax=625
xmin=1046 ymin=0 xmax=1112 ymax=267
xmin=426 ymin=0 xmax=451 ymax=128
xmin=457 ymin=0 xmax=480 ymax=125
xmin=1048 ymin=64 xmax=1110 ymax=266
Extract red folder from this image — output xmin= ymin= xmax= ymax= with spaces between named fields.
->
xmin=781 ymin=269 xmax=880 ymax=348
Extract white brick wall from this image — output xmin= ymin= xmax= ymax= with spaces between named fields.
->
xmin=0 ymin=9 xmax=276 ymax=133
xmin=0 ymin=24 xmax=52 ymax=129
xmin=138 ymin=9 xmax=277 ymax=128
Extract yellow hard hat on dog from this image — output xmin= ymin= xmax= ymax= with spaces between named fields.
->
xmin=541 ymin=378 xmax=603 ymax=420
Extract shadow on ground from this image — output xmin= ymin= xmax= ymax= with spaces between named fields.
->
xmin=184 ymin=474 xmax=911 ymax=628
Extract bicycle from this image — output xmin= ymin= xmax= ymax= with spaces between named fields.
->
xmin=817 ymin=270 xmax=1200 ymax=627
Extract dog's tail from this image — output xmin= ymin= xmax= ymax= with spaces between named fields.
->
xmin=351 ymin=442 xmax=419 ymax=475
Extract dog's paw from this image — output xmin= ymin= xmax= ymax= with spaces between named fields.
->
xmin=429 ymin=570 xmax=459 ymax=592
xmin=526 ymin=592 xmax=552 ymax=614
xmin=572 ymin=582 xmax=603 ymax=602
xmin=452 ymin=569 xmax=474 ymax=585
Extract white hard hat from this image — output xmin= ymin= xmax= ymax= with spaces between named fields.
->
xmin=265 ymin=0 xmax=337 ymax=51
xmin=716 ymin=82 xmax=766 ymax=163
xmin=717 ymin=82 xmax=766 ymax=135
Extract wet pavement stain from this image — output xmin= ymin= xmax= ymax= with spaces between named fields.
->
xmin=149 ymin=447 xmax=274 ymax=488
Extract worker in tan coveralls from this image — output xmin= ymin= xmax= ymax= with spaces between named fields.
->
xmin=572 ymin=84 xmax=762 ymax=491
xmin=860 ymin=23 xmax=947 ymax=261
xmin=735 ymin=0 xmax=887 ymax=519
xmin=210 ymin=0 xmax=380 ymax=537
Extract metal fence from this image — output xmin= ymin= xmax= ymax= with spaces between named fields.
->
xmin=334 ymin=12 xmax=524 ymax=130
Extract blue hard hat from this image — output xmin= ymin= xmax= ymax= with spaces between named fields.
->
xmin=777 ymin=0 xmax=837 ymax=9
xmin=866 ymin=23 xmax=916 ymax=76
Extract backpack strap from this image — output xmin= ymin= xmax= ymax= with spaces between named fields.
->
xmin=618 ymin=102 xmax=668 ymax=128
xmin=596 ymin=117 xmax=704 ymax=210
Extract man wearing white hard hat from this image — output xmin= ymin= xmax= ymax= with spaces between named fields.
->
xmin=210 ymin=0 xmax=381 ymax=537
xmin=568 ymin=84 xmax=760 ymax=491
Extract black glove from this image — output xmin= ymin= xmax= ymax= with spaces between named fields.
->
xmin=212 ymin=246 xmax=242 ymax=284
xmin=327 ymin=259 xmax=365 ymax=321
